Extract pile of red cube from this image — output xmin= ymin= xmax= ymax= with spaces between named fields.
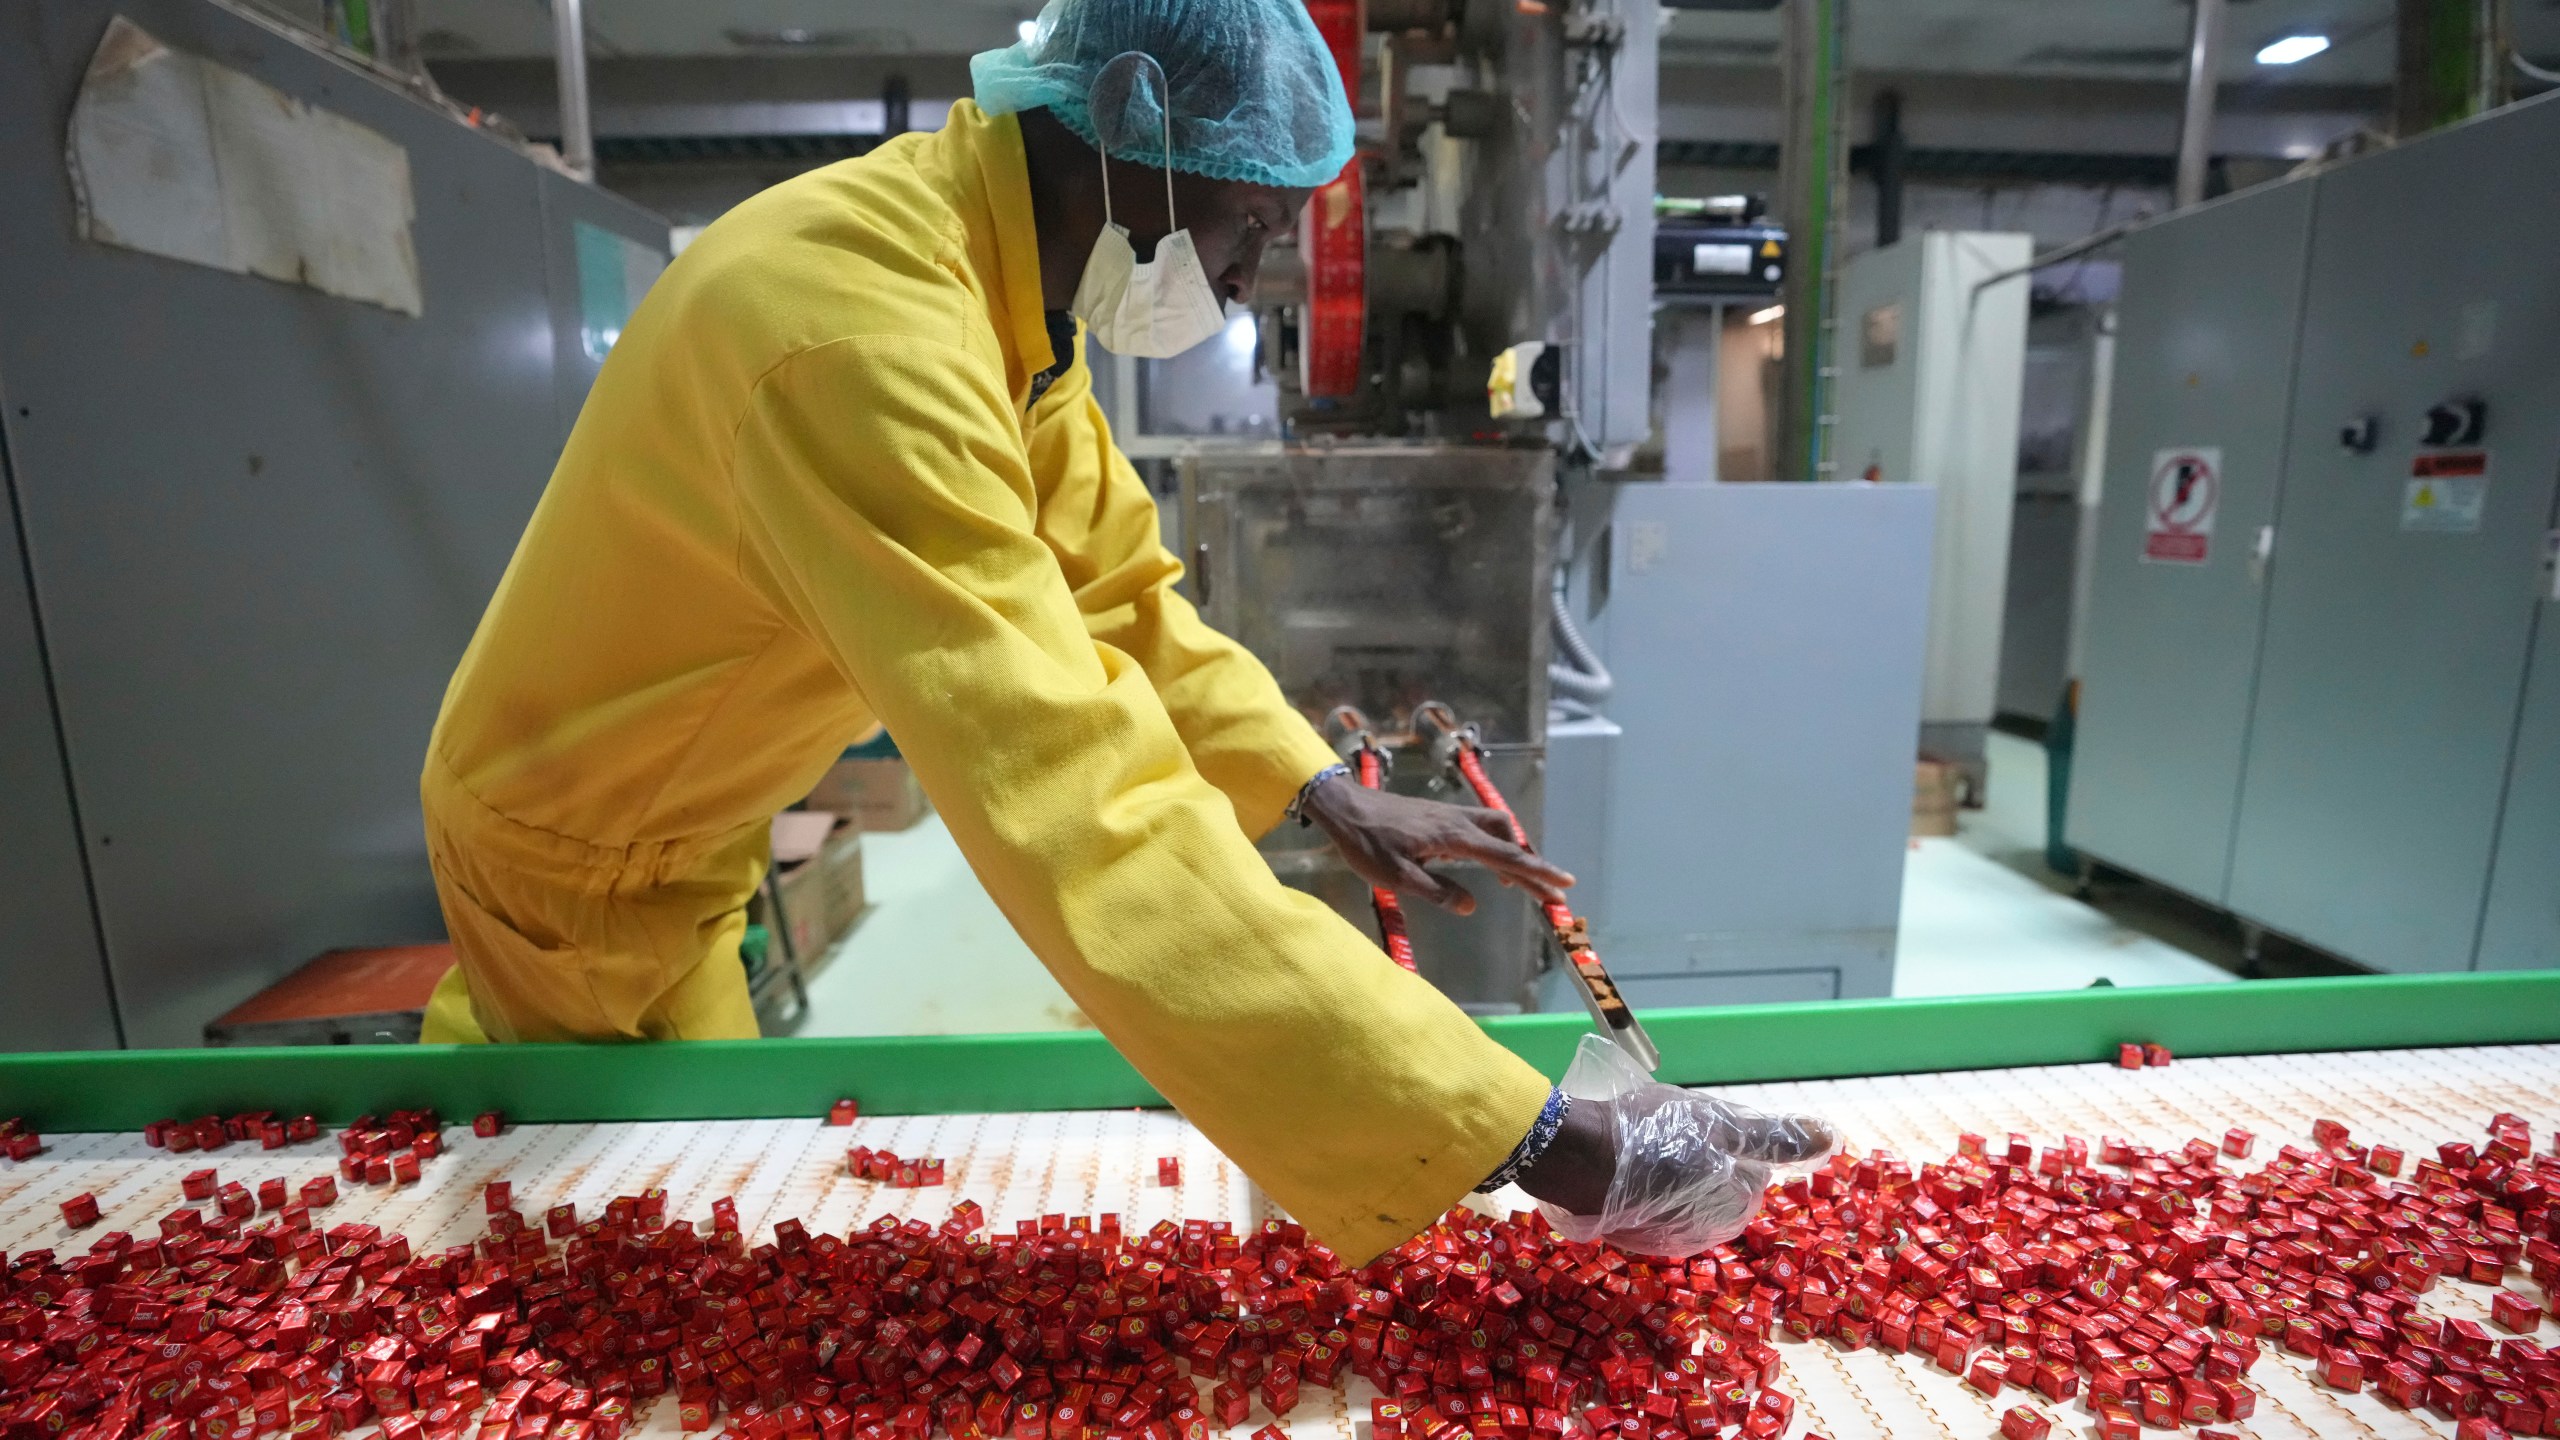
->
xmin=0 ymin=1120 xmax=38 ymax=1163
xmin=847 ymin=1147 xmax=944 ymax=1188
xmin=90 ymin=1165 xmax=343 ymax=1233
xmin=333 ymin=1109 xmax=451 ymax=1188
xmin=1736 ymin=1113 xmax=2559 ymax=1439
xmin=144 ymin=1112 xmax=322 ymax=1153
xmin=3 ymin=1110 xmax=2557 ymax=1440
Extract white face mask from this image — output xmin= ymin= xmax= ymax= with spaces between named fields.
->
xmin=1069 ymin=121 xmax=1227 ymax=359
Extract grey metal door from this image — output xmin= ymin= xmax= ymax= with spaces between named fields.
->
xmin=2227 ymin=96 xmax=2560 ymax=971
xmin=2065 ymin=179 xmax=2316 ymax=903
xmin=0 ymin=460 xmax=122 ymax=1050
xmin=1592 ymin=482 xmax=1934 ymax=999
xmin=2477 ymin=509 xmax=2560 ymax=971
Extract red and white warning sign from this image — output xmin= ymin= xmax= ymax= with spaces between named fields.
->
xmin=2144 ymin=446 xmax=2220 ymax=565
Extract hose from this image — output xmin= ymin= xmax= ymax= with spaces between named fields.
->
xmin=1547 ymin=575 xmax=1615 ymax=703
xmin=1550 ymin=695 xmax=1603 ymax=723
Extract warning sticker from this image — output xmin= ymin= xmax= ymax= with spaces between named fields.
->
xmin=2404 ymin=449 xmax=2489 ymax=533
xmin=2144 ymin=447 xmax=2220 ymax=565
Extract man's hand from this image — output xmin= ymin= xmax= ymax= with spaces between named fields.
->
xmin=1300 ymin=774 xmax=1574 ymax=916
xmin=1518 ymin=1034 xmax=1839 ymax=1259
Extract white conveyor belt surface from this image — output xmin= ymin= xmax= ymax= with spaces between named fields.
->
xmin=4 ymin=1044 xmax=2554 ymax=1440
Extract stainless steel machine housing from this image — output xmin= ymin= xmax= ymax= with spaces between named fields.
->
xmin=1180 ymin=447 xmax=1556 ymax=1011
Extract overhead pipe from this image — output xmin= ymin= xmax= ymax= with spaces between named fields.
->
xmin=2174 ymin=0 xmax=2227 ymax=208
xmin=552 ymin=0 xmax=595 ymax=181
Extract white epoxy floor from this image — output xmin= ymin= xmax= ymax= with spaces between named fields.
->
xmin=793 ymin=813 xmax=1071 ymax=1038
xmin=1894 ymin=731 xmax=2235 ymax=998
xmin=789 ymin=731 xmax=2231 ymax=1037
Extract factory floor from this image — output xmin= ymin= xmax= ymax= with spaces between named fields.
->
xmin=788 ymin=730 xmax=2239 ymax=1039
xmin=1896 ymin=731 xmax=2238 ymax=997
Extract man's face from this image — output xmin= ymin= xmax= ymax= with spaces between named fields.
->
xmin=1109 ymin=160 xmax=1310 ymax=306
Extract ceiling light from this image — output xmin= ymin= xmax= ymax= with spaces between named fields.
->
xmin=2255 ymin=34 xmax=2330 ymax=66
xmin=725 ymin=26 xmax=913 ymax=51
xmin=1018 ymin=19 xmax=1040 ymax=44
xmin=1749 ymin=304 xmax=1785 ymax=326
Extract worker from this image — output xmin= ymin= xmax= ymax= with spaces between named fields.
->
xmin=419 ymin=0 xmax=1833 ymax=1263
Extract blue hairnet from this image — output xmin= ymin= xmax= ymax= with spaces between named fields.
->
xmin=971 ymin=0 xmax=1355 ymax=190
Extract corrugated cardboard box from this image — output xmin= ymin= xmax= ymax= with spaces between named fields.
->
xmin=803 ymin=756 xmax=930 ymax=831
xmin=1912 ymin=759 xmax=1960 ymax=838
xmin=753 ymin=814 xmax=866 ymax=969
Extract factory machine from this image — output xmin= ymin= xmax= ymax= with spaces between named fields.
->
xmin=1169 ymin=0 xmax=1651 ymax=1013
xmin=2068 ymin=91 xmax=2560 ymax=976
xmin=6 ymin=15 xmax=2560 ymax=1440
xmin=1175 ymin=0 xmax=1933 ymax=1013
xmin=1829 ymin=234 xmax=2036 ymax=800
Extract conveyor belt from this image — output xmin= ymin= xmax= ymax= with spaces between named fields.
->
xmin=5 ymin=1044 xmax=2555 ymax=1440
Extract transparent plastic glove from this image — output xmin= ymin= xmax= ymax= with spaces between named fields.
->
xmin=1536 ymin=1033 xmax=1839 ymax=1258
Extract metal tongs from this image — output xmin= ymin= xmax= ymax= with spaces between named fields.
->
xmin=1414 ymin=702 xmax=1661 ymax=1074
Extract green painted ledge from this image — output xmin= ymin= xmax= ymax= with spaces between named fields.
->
xmin=2 ymin=972 xmax=2553 ymax=1132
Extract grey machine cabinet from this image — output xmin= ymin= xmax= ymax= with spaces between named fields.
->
xmin=0 ymin=0 xmax=668 ymax=1046
xmin=2070 ymin=91 xmax=2560 ymax=973
xmin=2479 ymin=556 xmax=2560 ymax=972
xmin=1563 ymin=481 xmax=1936 ymax=1008
xmin=0 ymin=488 xmax=121 ymax=1052
xmin=2066 ymin=178 xmax=2318 ymax=905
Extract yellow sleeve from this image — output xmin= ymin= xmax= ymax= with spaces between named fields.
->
xmin=730 ymin=335 xmax=1551 ymax=1264
xmin=1025 ymin=334 xmax=1341 ymax=837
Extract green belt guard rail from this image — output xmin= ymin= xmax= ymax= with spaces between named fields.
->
xmin=3 ymin=972 xmax=2554 ymax=1133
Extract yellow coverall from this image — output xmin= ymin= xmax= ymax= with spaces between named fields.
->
xmin=420 ymin=100 xmax=1552 ymax=1262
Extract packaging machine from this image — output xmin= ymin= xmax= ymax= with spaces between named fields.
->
xmin=1153 ymin=0 xmax=1933 ymax=1018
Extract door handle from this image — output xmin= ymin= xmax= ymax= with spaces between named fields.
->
xmin=1192 ymin=541 xmax=1212 ymax=605
xmin=2249 ymin=525 xmax=2275 ymax=586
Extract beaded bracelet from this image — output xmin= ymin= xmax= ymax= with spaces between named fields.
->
xmin=1478 ymin=1088 xmax=1572 ymax=1193
xmin=1285 ymin=762 xmax=1354 ymax=826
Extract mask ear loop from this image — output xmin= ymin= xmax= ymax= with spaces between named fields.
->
xmin=1157 ymin=91 xmax=1178 ymax=233
xmin=1093 ymin=53 xmax=1177 ymax=238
